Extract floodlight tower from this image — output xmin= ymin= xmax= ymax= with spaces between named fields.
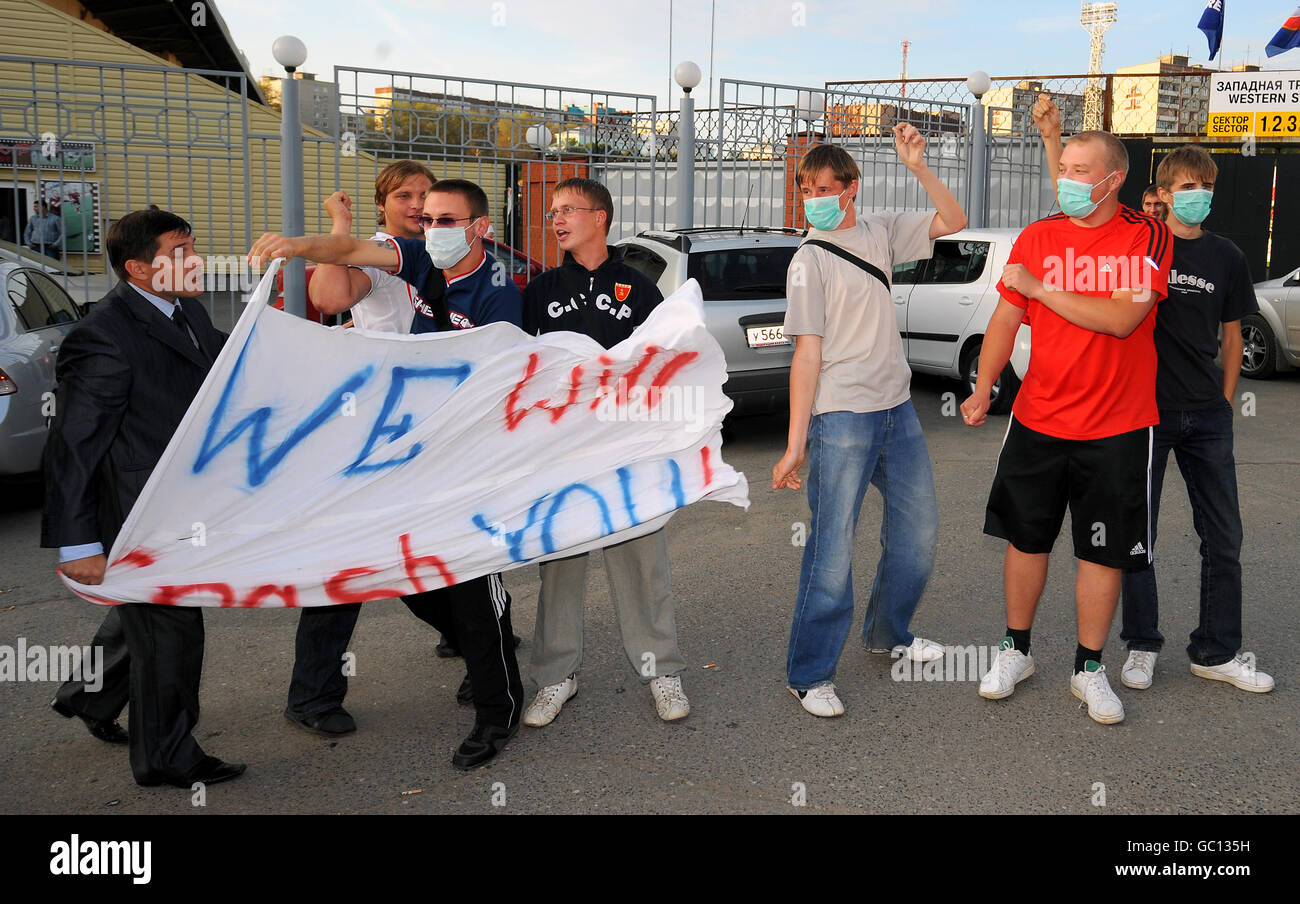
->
xmin=1080 ymin=2 xmax=1117 ymax=130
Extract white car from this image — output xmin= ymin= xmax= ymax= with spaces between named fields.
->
xmin=891 ymin=228 xmax=1031 ymax=414
xmin=1243 ymin=264 xmax=1300 ymax=379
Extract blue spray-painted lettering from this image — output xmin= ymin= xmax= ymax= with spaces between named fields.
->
xmin=192 ymin=335 xmax=373 ymax=487
xmin=666 ymin=458 xmax=685 ymax=508
xmin=346 ymin=364 xmax=471 ymax=475
xmin=472 ymin=459 xmax=688 ymax=564
xmin=616 ymin=466 xmax=639 ymax=526
xmin=474 ymin=495 xmax=549 ymax=562
xmin=542 ymin=484 xmax=614 ymax=555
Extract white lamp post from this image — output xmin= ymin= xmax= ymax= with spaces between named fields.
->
xmin=674 ymin=61 xmax=701 ymax=228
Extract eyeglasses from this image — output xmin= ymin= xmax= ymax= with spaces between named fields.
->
xmin=418 ymin=215 xmax=475 ymax=230
xmin=543 ymin=206 xmax=600 ymax=221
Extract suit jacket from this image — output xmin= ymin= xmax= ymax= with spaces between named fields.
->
xmin=41 ymin=281 xmax=226 ymax=552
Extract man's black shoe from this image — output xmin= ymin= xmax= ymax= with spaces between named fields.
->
xmin=51 ymin=698 xmax=127 ymax=744
xmin=137 ymin=756 xmax=246 ymax=788
xmin=284 ymin=706 xmax=356 ymax=736
xmin=451 ymin=723 xmax=518 ymax=770
xmin=456 ymin=673 xmax=473 ymax=706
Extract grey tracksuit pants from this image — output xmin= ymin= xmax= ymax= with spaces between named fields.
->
xmin=530 ymin=527 xmax=686 ymax=688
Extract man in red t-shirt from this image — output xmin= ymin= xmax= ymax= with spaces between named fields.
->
xmin=960 ymin=130 xmax=1172 ymax=725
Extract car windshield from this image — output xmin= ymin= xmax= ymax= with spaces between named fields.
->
xmin=688 ymin=247 xmax=798 ymax=301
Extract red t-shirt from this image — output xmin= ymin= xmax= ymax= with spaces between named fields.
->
xmin=997 ymin=206 xmax=1172 ymax=440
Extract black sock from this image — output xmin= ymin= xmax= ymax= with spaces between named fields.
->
xmin=1006 ymin=627 xmax=1031 ymax=655
xmin=1075 ymin=644 xmax=1103 ymax=674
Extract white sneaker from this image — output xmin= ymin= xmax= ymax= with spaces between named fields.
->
xmin=891 ymin=637 xmax=946 ymax=662
xmin=1120 ymin=650 xmax=1157 ymax=689
xmin=1070 ymin=663 xmax=1125 ymax=724
xmin=978 ymin=638 xmax=1035 ymax=699
xmin=522 ymin=675 xmax=577 ymax=727
xmin=1190 ymin=654 xmax=1274 ymax=693
xmin=788 ymin=684 xmax=844 ymax=717
xmin=649 ymin=675 xmax=690 ymax=721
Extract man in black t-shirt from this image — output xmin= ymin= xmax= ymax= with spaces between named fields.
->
xmin=1117 ymin=145 xmax=1273 ymax=693
xmin=517 ymin=177 xmax=691 ymax=728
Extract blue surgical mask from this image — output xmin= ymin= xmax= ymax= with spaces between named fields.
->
xmin=1056 ymin=171 xmax=1116 ymax=218
xmin=1171 ymin=189 xmax=1213 ymax=226
xmin=425 ymin=219 xmax=478 ymax=269
xmin=803 ymin=190 xmax=849 ymax=230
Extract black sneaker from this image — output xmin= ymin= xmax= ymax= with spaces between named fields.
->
xmin=451 ymin=723 xmax=518 ymax=770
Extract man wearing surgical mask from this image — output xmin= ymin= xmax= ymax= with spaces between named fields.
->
xmin=249 ymin=178 xmax=526 ymax=769
xmin=1031 ymin=113 xmax=1272 ymax=696
xmin=1119 ymin=147 xmax=1271 ymax=694
xmin=389 ymin=178 xmax=522 ymax=334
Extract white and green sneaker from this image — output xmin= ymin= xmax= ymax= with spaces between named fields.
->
xmin=1070 ymin=661 xmax=1125 ymax=724
xmin=979 ymin=637 xmax=1035 ymax=700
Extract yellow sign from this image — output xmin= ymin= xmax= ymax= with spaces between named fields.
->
xmin=1206 ymin=111 xmax=1300 ymax=137
xmin=1254 ymin=111 xmax=1300 ymax=137
xmin=1207 ymin=71 xmax=1300 ymax=137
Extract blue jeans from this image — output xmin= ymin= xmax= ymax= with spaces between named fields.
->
xmin=787 ymin=401 xmax=939 ymax=691
xmin=1120 ymin=400 xmax=1242 ymax=666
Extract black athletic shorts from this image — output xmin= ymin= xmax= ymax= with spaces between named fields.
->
xmin=983 ymin=416 xmax=1153 ymax=570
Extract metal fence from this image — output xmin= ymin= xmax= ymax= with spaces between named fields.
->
xmin=329 ymin=66 xmax=663 ymax=267
xmin=0 ymin=54 xmax=257 ymax=326
xmin=6 ymin=52 xmax=1293 ymax=329
xmin=829 ymin=70 xmax=1217 ymax=137
xmin=714 ymin=78 xmax=978 ymax=229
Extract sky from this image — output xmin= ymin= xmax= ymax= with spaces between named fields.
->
xmin=219 ymin=0 xmax=1300 ymax=108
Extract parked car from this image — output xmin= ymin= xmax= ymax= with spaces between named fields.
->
xmin=616 ymin=227 xmax=804 ymax=414
xmin=890 ymin=228 xmax=1031 ymax=414
xmin=1 ymin=263 xmax=83 ymax=476
xmin=1242 ymin=264 xmax=1300 ymax=379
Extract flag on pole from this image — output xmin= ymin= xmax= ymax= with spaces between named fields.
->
xmin=1266 ymin=5 xmax=1300 ymax=56
xmin=1198 ymin=0 xmax=1224 ymax=60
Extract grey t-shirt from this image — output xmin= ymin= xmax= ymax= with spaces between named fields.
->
xmin=783 ymin=211 xmax=935 ymax=415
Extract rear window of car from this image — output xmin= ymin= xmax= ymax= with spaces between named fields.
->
xmin=621 ymin=244 xmax=668 ymax=284
xmin=687 ymin=247 xmax=798 ymax=301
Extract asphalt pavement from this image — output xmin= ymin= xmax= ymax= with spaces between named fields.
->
xmin=1 ymin=372 xmax=1296 ymax=815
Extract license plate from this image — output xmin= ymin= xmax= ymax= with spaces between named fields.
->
xmin=745 ymin=324 xmax=790 ymax=348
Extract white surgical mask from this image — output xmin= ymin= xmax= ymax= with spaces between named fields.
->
xmin=425 ymin=219 xmax=479 ymax=269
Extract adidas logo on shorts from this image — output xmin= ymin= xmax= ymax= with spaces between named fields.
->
xmin=1129 ymin=541 xmax=1146 ymax=556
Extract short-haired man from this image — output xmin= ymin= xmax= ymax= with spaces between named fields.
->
xmin=250 ymin=176 xmax=526 ymax=769
xmin=1141 ymin=184 xmax=1168 ymax=222
xmin=24 ymin=200 xmax=63 ymax=260
xmin=772 ymin=127 xmax=965 ymax=717
xmin=45 ymin=208 xmax=245 ymax=786
xmin=962 ymin=128 xmax=1173 ymax=724
xmin=1117 ymin=147 xmax=1272 ymax=692
xmin=1034 ymin=107 xmax=1272 ymax=694
xmin=516 ymin=176 xmax=691 ymax=726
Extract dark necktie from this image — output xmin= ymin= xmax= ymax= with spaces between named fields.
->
xmin=171 ymin=303 xmax=205 ymax=358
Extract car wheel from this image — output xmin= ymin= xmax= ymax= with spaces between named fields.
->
xmin=1239 ymin=314 xmax=1276 ymax=380
xmin=963 ymin=340 xmax=1020 ymax=416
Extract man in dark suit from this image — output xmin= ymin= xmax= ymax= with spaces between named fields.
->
xmin=43 ymin=207 xmax=245 ymax=788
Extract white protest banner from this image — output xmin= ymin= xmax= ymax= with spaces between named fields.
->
xmin=63 ymin=262 xmax=749 ymax=607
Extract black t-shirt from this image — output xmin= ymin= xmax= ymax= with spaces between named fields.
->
xmin=522 ymin=246 xmax=664 ymax=349
xmin=1155 ymin=230 xmax=1258 ymax=410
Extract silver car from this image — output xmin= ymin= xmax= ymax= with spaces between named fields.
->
xmin=617 ymin=228 xmax=802 ymax=415
xmin=1 ymin=264 xmax=83 ymax=476
xmin=1243 ymin=265 xmax=1300 ymax=379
